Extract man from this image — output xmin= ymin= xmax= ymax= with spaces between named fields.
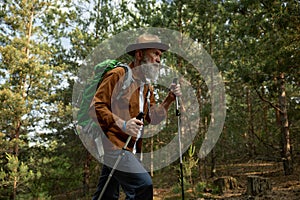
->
xmin=90 ymin=33 xmax=181 ymax=200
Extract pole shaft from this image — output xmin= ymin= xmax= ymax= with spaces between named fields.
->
xmin=180 ymin=163 xmax=184 ymax=200
xmin=176 ymin=96 xmax=184 ymax=200
xmin=98 ymin=136 xmax=132 ymax=200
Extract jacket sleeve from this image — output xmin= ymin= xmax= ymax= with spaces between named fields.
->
xmin=146 ymin=87 xmax=175 ymax=125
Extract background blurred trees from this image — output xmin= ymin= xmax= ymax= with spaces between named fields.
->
xmin=0 ymin=0 xmax=299 ymax=199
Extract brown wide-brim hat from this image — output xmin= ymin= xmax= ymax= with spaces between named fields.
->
xmin=126 ymin=33 xmax=169 ymax=56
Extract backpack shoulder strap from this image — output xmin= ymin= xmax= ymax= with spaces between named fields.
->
xmin=118 ymin=63 xmax=134 ymax=89
xmin=116 ymin=63 xmax=134 ymax=100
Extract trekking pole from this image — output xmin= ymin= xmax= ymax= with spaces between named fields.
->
xmin=173 ymin=78 xmax=184 ymax=200
xmin=98 ymin=112 xmax=144 ymax=200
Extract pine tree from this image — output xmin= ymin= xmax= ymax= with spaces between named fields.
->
xmin=0 ymin=0 xmax=71 ymax=198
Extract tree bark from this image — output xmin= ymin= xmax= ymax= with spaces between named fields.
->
xmin=213 ymin=176 xmax=237 ymax=194
xmin=246 ymin=176 xmax=272 ymax=196
xmin=207 ymin=16 xmax=218 ymax=178
xmin=11 ymin=4 xmax=35 ymax=200
xmin=83 ymin=150 xmax=92 ymax=195
xmin=246 ymin=88 xmax=255 ymax=157
xmin=278 ymin=73 xmax=293 ymax=175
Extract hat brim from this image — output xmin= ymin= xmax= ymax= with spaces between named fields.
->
xmin=126 ymin=42 xmax=169 ymax=56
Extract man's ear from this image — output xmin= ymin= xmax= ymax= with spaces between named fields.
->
xmin=135 ymin=50 xmax=143 ymax=61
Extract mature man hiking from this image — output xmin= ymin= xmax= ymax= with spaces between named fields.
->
xmin=90 ymin=33 xmax=182 ymax=200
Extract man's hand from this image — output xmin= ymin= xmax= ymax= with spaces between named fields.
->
xmin=169 ymin=83 xmax=182 ymax=97
xmin=124 ymin=118 xmax=143 ymax=137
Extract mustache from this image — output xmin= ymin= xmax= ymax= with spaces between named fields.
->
xmin=140 ymin=62 xmax=162 ymax=68
xmin=141 ymin=55 xmax=161 ymax=67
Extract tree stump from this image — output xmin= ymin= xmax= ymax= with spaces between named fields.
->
xmin=213 ymin=176 xmax=237 ymax=194
xmin=246 ymin=176 xmax=272 ymax=196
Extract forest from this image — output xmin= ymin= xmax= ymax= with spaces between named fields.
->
xmin=0 ymin=0 xmax=299 ymax=199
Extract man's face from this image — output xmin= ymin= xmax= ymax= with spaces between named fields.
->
xmin=140 ymin=48 xmax=162 ymax=83
xmin=142 ymin=48 xmax=162 ymax=64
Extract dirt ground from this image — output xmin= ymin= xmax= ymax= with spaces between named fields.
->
xmin=152 ymin=160 xmax=300 ymax=200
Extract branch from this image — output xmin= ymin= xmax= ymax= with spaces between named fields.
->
xmin=255 ymin=88 xmax=283 ymax=113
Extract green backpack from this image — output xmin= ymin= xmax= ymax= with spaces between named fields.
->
xmin=75 ymin=59 xmax=133 ymax=160
xmin=76 ymin=59 xmax=133 ymax=132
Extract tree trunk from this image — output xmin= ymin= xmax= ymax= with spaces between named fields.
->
xmin=278 ymin=73 xmax=293 ymax=175
xmin=83 ymin=150 xmax=92 ymax=195
xmin=11 ymin=4 xmax=35 ymax=200
xmin=246 ymin=88 xmax=255 ymax=158
xmin=246 ymin=176 xmax=272 ymax=196
xmin=13 ymin=176 xmax=17 ymax=200
xmin=209 ymin=18 xmax=217 ymax=178
xmin=210 ymin=148 xmax=216 ymax=177
xmin=150 ymin=136 xmax=154 ymax=177
xmin=213 ymin=176 xmax=237 ymax=194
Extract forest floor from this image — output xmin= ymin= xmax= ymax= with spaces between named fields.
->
xmin=152 ymin=159 xmax=300 ymax=200
xmin=67 ymin=159 xmax=300 ymax=200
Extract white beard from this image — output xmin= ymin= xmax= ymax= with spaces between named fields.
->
xmin=140 ymin=57 xmax=159 ymax=84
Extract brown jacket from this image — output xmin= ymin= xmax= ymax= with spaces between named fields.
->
xmin=89 ymin=62 xmax=174 ymax=153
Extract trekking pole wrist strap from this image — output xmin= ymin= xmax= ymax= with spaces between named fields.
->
xmin=122 ymin=121 xmax=127 ymax=132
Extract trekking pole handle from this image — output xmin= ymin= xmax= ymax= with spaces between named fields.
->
xmin=122 ymin=112 xmax=144 ymax=150
xmin=136 ymin=112 xmax=144 ymax=121
xmin=123 ymin=112 xmax=143 ymax=150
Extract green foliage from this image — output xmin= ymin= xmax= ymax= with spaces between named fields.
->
xmin=183 ymin=145 xmax=199 ymax=185
xmin=0 ymin=0 xmax=78 ymax=198
xmin=194 ymin=181 xmax=220 ymax=197
xmin=0 ymin=153 xmax=36 ymax=197
xmin=171 ymin=177 xmax=190 ymax=196
xmin=0 ymin=0 xmax=299 ymax=198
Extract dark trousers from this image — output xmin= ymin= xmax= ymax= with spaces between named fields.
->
xmin=92 ymin=150 xmax=153 ymax=200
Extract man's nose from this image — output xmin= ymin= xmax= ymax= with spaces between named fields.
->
xmin=156 ymin=56 xmax=161 ymax=63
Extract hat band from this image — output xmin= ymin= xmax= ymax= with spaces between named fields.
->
xmin=126 ymin=42 xmax=169 ymax=56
